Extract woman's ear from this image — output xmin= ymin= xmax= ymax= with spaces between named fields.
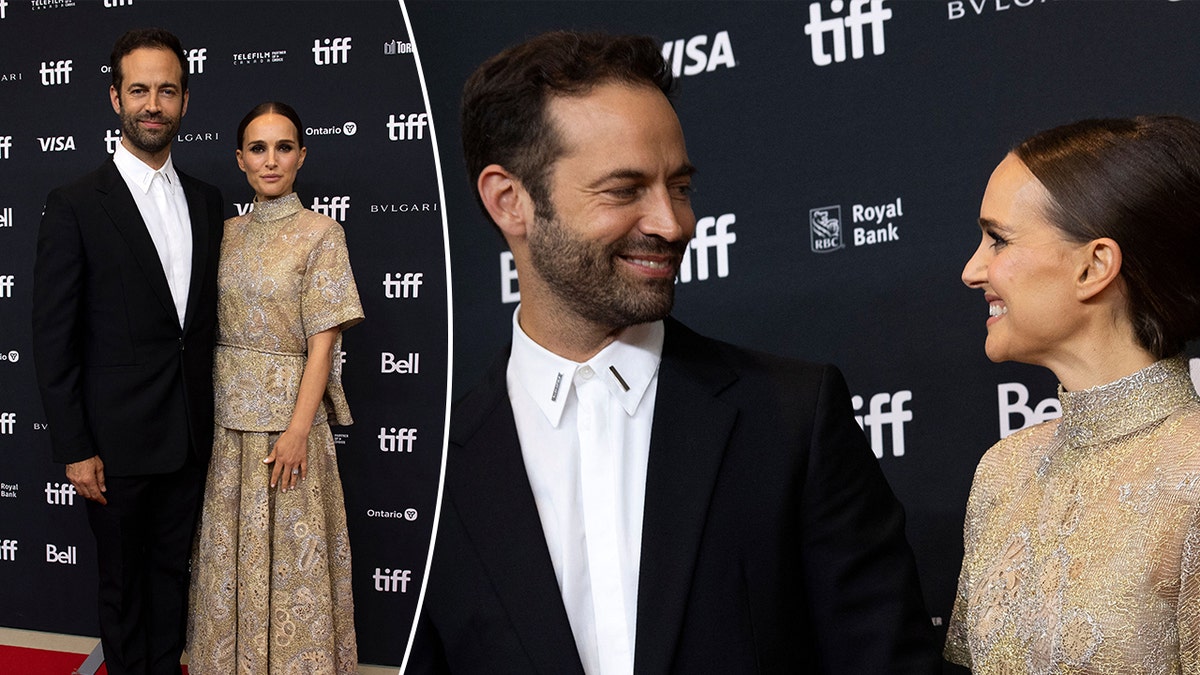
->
xmin=1076 ymin=237 xmax=1123 ymax=301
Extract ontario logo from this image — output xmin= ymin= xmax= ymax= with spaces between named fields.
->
xmin=809 ymin=205 xmax=844 ymax=253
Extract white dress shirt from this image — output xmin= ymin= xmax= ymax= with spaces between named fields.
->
xmin=112 ymin=142 xmax=193 ymax=326
xmin=507 ymin=308 xmax=664 ymax=675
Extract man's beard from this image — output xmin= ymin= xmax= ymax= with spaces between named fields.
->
xmin=118 ymin=105 xmax=180 ymax=156
xmin=527 ymin=210 xmax=686 ymax=331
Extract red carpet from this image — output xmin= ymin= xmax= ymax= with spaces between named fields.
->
xmin=0 ymin=644 xmax=191 ymax=674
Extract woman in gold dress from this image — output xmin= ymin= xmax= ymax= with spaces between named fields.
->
xmin=946 ymin=116 xmax=1200 ymax=673
xmin=187 ymin=101 xmax=363 ymax=674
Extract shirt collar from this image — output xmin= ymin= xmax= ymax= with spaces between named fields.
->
xmin=508 ymin=306 xmax=664 ymax=427
xmin=112 ymin=142 xmax=178 ymax=195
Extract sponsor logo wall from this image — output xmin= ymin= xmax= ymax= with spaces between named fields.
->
xmin=406 ymin=0 xmax=1200 ymax=658
xmin=0 ymin=2 xmax=445 ymax=667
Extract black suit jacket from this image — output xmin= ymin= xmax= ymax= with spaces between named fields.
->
xmin=412 ymin=318 xmax=939 ymax=674
xmin=33 ymin=157 xmax=222 ymax=476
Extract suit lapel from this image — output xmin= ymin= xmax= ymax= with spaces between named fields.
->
xmin=634 ymin=318 xmax=739 ymax=674
xmin=96 ymin=159 xmax=176 ymax=320
xmin=178 ymin=171 xmax=212 ymax=332
xmin=448 ymin=355 xmax=586 ymax=675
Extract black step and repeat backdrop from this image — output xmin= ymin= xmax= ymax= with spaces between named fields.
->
xmin=0 ymin=0 xmax=447 ymax=668
xmin=5 ymin=1 xmax=1200 ymax=672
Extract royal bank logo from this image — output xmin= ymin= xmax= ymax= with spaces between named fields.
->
xmin=32 ymin=0 xmax=76 ymax=10
xmin=810 ymin=206 xmax=843 ymax=252
xmin=45 ymin=543 xmax=76 ymax=564
xmin=311 ymin=195 xmax=349 ymax=222
xmin=45 ymin=482 xmax=76 ymax=505
xmin=39 ymin=59 xmax=72 ymax=85
xmin=0 ymin=207 xmax=11 ymax=227
xmin=187 ymin=48 xmax=206 ymax=75
xmin=306 ymin=121 xmax=357 ymax=137
xmin=233 ymin=50 xmax=286 ymax=66
xmin=387 ymin=113 xmax=428 ymax=141
xmin=378 ymin=427 xmax=417 ymax=452
xmin=679 ymin=213 xmax=736 ymax=283
xmin=0 ymin=274 xmax=13 ymax=297
xmin=852 ymin=389 xmax=912 ymax=457
xmin=804 ymin=0 xmax=893 ymax=66
xmin=0 ymin=539 xmax=16 ymax=561
xmin=383 ymin=272 xmax=423 ymax=299
xmin=366 ymin=507 xmax=418 ymax=521
xmin=373 ymin=567 xmax=411 ymax=592
xmin=105 ymin=128 xmax=121 ymax=154
xmin=384 ymin=39 xmax=413 ymax=55
xmin=661 ymin=30 xmax=735 ymax=78
xmin=0 ymin=482 xmax=15 ymax=499
xmin=379 ymin=352 xmax=420 ymax=374
xmin=103 ymin=0 xmax=133 ymax=6
xmin=997 ymin=382 xmax=1060 ymax=438
xmin=0 ymin=412 xmax=14 ymax=435
xmin=312 ymin=37 xmax=351 ymax=65
xmin=38 ymin=135 xmax=75 ymax=152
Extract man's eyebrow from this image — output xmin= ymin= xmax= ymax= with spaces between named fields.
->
xmin=587 ymin=163 xmax=697 ymax=188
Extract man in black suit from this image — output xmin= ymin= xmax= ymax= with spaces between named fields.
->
xmin=32 ymin=28 xmax=222 ymax=675
xmin=411 ymin=31 xmax=939 ymax=674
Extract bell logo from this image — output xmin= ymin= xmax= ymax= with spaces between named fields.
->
xmin=380 ymin=352 xmax=420 ymax=374
xmin=378 ymin=427 xmax=417 ymax=452
xmin=1 ymin=207 xmax=13 ymax=227
xmin=187 ymin=48 xmax=207 ymax=75
xmin=38 ymin=136 xmax=76 ymax=152
xmin=311 ymin=195 xmax=349 ymax=222
xmin=997 ymin=382 xmax=1060 ymax=438
xmin=39 ymin=60 xmax=73 ymax=85
xmin=852 ymin=390 xmax=912 ymax=458
xmin=803 ymin=0 xmax=893 ymax=66
xmin=679 ymin=213 xmax=736 ymax=283
xmin=383 ymin=272 xmax=423 ymax=299
xmin=0 ymin=540 xmax=16 ymax=561
xmin=313 ymin=37 xmax=351 ymax=65
xmin=45 ymin=482 xmax=76 ymax=505
xmin=45 ymin=543 xmax=77 ymax=564
xmin=660 ymin=31 xmax=736 ymax=77
xmin=373 ymin=567 xmax=411 ymax=592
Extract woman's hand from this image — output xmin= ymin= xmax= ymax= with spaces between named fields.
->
xmin=264 ymin=426 xmax=309 ymax=492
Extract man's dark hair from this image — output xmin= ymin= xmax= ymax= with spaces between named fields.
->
xmin=110 ymin=28 xmax=188 ymax=93
xmin=461 ymin=31 xmax=674 ymax=224
xmin=236 ymin=101 xmax=306 ymax=150
xmin=1015 ymin=115 xmax=1200 ymax=359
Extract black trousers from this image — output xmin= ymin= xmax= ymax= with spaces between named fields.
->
xmin=85 ymin=456 xmax=206 ymax=675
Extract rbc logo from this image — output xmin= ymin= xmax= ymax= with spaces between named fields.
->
xmin=373 ymin=567 xmax=410 ymax=592
xmin=810 ymin=206 xmax=844 ymax=252
xmin=660 ymin=31 xmax=736 ymax=78
xmin=803 ymin=0 xmax=893 ymax=66
xmin=312 ymin=37 xmax=351 ymax=65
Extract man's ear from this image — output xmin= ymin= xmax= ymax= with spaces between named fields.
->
xmin=1076 ymin=237 xmax=1123 ymax=301
xmin=477 ymin=164 xmax=533 ymax=238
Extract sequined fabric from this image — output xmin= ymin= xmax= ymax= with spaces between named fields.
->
xmin=188 ymin=193 xmax=363 ymax=674
xmin=946 ymin=357 xmax=1200 ymax=674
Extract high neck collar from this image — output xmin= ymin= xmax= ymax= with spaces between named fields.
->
xmin=1055 ymin=356 xmax=1198 ymax=447
xmin=250 ymin=192 xmax=303 ymax=223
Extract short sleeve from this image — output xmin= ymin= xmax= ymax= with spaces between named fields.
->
xmin=301 ymin=220 xmax=364 ymax=338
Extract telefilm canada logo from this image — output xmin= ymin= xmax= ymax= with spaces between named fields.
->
xmin=233 ymin=49 xmax=286 ymax=66
xmin=660 ymin=31 xmax=735 ymax=78
xmin=32 ymin=0 xmax=76 ymax=10
xmin=803 ymin=0 xmax=893 ymax=66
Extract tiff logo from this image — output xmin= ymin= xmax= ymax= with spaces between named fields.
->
xmin=0 ymin=136 xmax=11 ymax=159
xmin=0 ymin=412 xmax=14 ymax=434
xmin=311 ymin=196 xmax=349 ymax=222
xmin=0 ymin=0 xmax=7 ymax=19
xmin=379 ymin=427 xmax=417 ymax=452
xmin=187 ymin=48 xmax=207 ymax=74
xmin=852 ymin=390 xmax=912 ymax=458
xmin=45 ymin=482 xmax=76 ymax=505
xmin=0 ymin=207 xmax=11 ymax=227
xmin=0 ymin=540 xmax=16 ymax=561
xmin=997 ymin=382 xmax=1060 ymax=438
xmin=679 ymin=213 xmax=736 ymax=283
xmin=804 ymin=0 xmax=893 ymax=66
xmin=103 ymin=0 xmax=133 ymax=5
xmin=0 ymin=275 xmax=12 ymax=297
xmin=105 ymin=129 xmax=122 ymax=154
xmin=40 ymin=60 xmax=73 ymax=85
xmin=383 ymin=272 xmax=423 ymax=299
xmin=313 ymin=37 xmax=351 ymax=65
xmin=373 ymin=567 xmax=411 ymax=592
xmin=387 ymin=113 xmax=428 ymax=141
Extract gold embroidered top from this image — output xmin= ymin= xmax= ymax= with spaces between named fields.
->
xmin=946 ymin=357 xmax=1200 ymax=674
xmin=214 ymin=192 xmax=363 ymax=431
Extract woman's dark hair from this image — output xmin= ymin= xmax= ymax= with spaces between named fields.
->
xmin=1015 ymin=115 xmax=1200 ymax=358
xmin=236 ymin=101 xmax=305 ymax=149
